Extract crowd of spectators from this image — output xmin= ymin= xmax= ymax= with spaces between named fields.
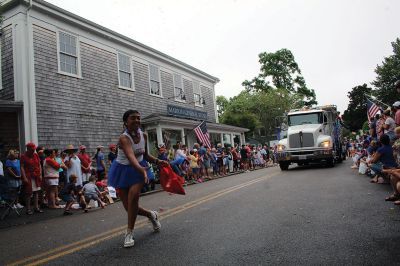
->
xmin=0 ymin=143 xmax=116 ymax=217
xmin=157 ymin=142 xmax=278 ymax=184
xmin=349 ymin=100 xmax=400 ymax=206
xmin=0 ymin=139 xmax=278 ymax=218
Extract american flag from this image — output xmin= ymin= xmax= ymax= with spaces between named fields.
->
xmin=367 ymin=98 xmax=380 ymax=123
xmin=193 ymin=121 xmax=211 ymax=148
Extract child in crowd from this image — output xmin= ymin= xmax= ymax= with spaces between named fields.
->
xmin=83 ymin=176 xmax=106 ymax=212
xmin=60 ymin=174 xmax=85 ymax=215
xmin=189 ymin=150 xmax=200 ymax=182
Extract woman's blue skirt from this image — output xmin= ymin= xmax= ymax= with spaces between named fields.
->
xmin=108 ymin=160 xmax=154 ymax=189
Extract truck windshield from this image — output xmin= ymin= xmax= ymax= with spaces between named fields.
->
xmin=288 ymin=112 xmax=323 ymax=126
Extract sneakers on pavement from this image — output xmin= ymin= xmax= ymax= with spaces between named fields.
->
xmin=124 ymin=231 xmax=135 ymax=248
xmin=16 ymin=203 xmax=24 ymax=209
xmin=149 ymin=211 xmax=161 ymax=231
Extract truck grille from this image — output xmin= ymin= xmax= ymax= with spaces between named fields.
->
xmin=289 ymin=133 xmax=314 ymax=148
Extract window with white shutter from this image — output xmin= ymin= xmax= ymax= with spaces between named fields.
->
xmin=193 ymin=80 xmax=202 ymax=106
xmin=118 ymin=53 xmax=133 ymax=89
xmin=149 ymin=64 xmax=161 ymax=96
xmin=173 ymin=73 xmax=185 ymax=101
xmin=58 ymin=31 xmax=80 ymax=76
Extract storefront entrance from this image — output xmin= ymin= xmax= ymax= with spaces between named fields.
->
xmin=0 ymin=111 xmax=20 ymax=160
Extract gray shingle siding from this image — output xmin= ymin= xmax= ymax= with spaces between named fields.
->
xmin=33 ymin=25 xmax=124 ymax=152
xmin=0 ymin=27 xmax=14 ymax=101
xmin=32 ymin=24 xmax=217 ymax=152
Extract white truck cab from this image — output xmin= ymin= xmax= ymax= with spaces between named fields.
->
xmin=277 ymin=105 xmax=343 ymax=170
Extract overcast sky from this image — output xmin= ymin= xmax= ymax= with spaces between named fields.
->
xmin=47 ymin=0 xmax=400 ymax=113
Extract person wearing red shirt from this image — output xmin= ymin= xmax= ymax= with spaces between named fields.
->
xmin=78 ymin=145 xmax=92 ymax=184
xmin=20 ymin=142 xmax=43 ymax=215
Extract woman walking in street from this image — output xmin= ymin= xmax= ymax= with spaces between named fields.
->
xmin=108 ymin=110 xmax=168 ymax=248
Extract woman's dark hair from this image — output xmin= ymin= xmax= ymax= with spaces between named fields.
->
xmin=380 ymin=134 xmax=390 ymax=145
xmin=123 ymin=110 xmax=140 ymax=123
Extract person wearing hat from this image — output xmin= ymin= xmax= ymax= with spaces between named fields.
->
xmin=64 ymin=144 xmax=83 ymax=188
xmin=20 ymin=142 xmax=43 ymax=215
xmin=393 ymin=101 xmax=400 ymax=127
xmin=77 ymin=145 xmax=91 ymax=184
xmin=94 ymin=145 xmax=106 ymax=181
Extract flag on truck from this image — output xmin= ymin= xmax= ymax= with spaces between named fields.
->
xmin=367 ymin=98 xmax=380 ymax=123
xmin=193 ymin=121 xmax=211 ymax=148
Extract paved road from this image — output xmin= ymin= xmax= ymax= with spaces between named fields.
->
xmin=2 ymin=160 xmax=400 ymax=265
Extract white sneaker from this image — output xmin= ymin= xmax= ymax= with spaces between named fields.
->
xmin=149 ymin=211 xmax=161 ymax=231
xmin=16 ymin=203 xmax=24 ymax=209
xmin=123 ymin=231 xmax=135 ymax=248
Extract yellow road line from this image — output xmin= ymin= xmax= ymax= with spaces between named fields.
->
xmin=8 ymin=172 xmax=278 ymax=266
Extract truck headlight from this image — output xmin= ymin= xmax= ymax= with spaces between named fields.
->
xmin=277 ymin=144 xmax=286 ymax=152
xmin=319 ymin=141 xmax=330 ymax=148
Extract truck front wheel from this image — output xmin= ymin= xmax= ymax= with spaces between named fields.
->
xmin=279 ymin=162 xmax=290 ymax=171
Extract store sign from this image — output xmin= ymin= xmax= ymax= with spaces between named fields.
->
xmin=167 ymin=105 xmax=208 ymax=120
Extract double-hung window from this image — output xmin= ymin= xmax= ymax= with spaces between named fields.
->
xmin=58 ymin=31 xmax=80 ymax=76
xmin=118 ymin=53 xmax=133 ymax=89
xmin=173 ymin=74 xmax=184 ymax=101
xmin=149 ymin=64 xmax=161 ymax=96
xmin=193 ymin=80 xmax=202 ymax=106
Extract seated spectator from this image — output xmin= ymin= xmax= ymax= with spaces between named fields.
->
xmin=368 ymin=134 xmax=398 ymax=184
xmin=392 ymin=126 xmax=400 ymax=165
xmin=60 ymin=174 xmax=86 ymax=215
xmin=381 ymin=109 xmax=396 ymax=142
xmin=83 ymin=176 xmax=106 ymax=212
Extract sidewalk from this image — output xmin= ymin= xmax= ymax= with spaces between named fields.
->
xmin=0 ymin=166 xmax=276 ymax=230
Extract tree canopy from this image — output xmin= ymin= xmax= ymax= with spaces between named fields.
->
xmin=242 ymin=48 xmax=317 ymax=107
xmin=342 ymin=84 xmax=372 ymax=132
xmin=372 ymin=38 xmax=400 ymax=106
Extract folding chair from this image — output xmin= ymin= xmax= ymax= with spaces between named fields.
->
xmin=0 ymin=177 xmax=22 ymax=220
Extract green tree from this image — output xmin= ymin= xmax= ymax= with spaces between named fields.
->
xmin=372 ymin=38 xmax=400 ymax=105
xmin=216 ymin=95 xmax=229 ymax=120
xmin=242 ymin=48 xmax=317 ymax=106
xmin=219 ymin=89 xmax=295 ymax=140
xmin=342 ymin=84 xmax=372 ymax=131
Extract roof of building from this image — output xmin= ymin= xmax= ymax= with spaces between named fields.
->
xmin=3 ymin=0 xmax=219 ymax=83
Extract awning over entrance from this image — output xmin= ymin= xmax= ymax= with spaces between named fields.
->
xmin=142 ymin=114 xmax=249 ymax=133
xmin=141 ymin=114 xmax=249 ymax=155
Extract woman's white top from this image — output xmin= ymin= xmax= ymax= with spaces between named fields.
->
xmin=117 ymin=129 xmax=145 ymax=165
xmin=66 ymin=155 xmax=83 ymax=186
xmin=43 ymin=159 xmax=59 ymax=178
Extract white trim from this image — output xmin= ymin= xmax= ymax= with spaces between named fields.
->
xmin=148 ymin=63 xmax=162 ymax=97
xmin=117 ymin=51 xmax=135 ymax=91
xmin=28 ymin=1 xmax=219 ymax=83
xmin=56 ymin=29 xmax=82 ymax=78
xmin=27 ymin=10 xmax=217 ymax=85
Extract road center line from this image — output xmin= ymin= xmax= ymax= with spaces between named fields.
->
xmin=8 ymin=172 xmax=278 ymax=266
